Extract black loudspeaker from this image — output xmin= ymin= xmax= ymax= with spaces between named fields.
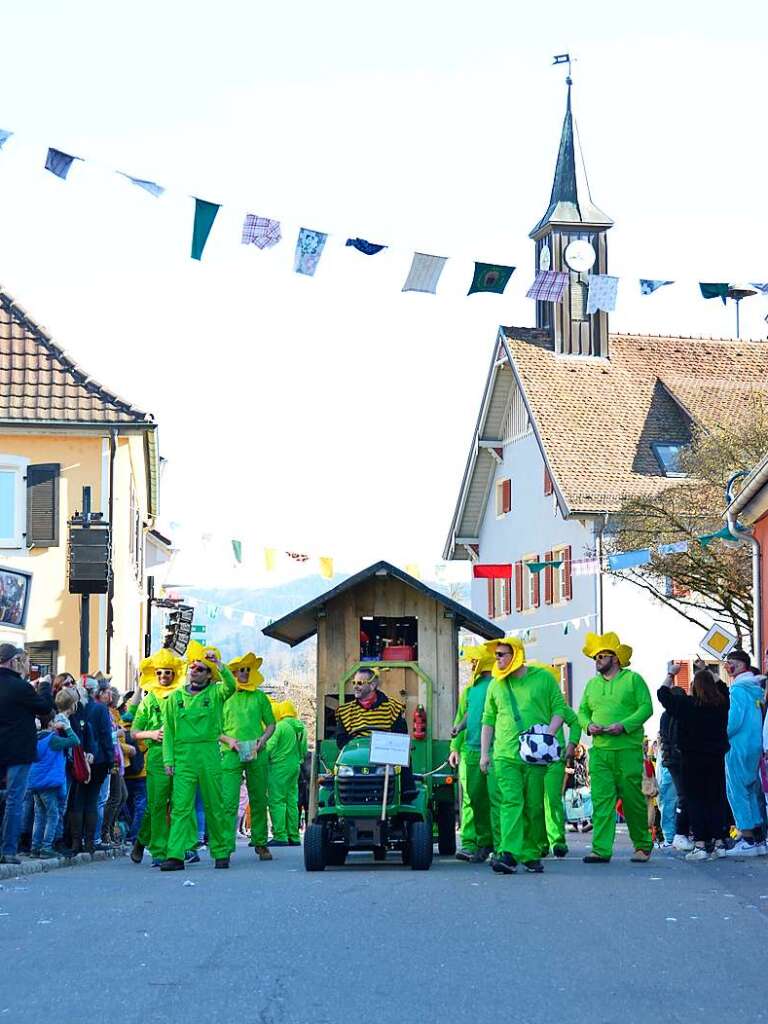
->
xmin=68 ymin=525 xmax=112 ymax=594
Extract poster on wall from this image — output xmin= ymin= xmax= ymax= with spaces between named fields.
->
xmin=0 ymin=566 xmax=32 ymax=629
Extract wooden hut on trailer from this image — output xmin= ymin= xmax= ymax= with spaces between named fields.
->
xmin=262 ymin=560 xmax=503 ymax=779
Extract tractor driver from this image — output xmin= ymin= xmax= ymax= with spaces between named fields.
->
xmin=335 ymin=669 xmax=408 ymax=749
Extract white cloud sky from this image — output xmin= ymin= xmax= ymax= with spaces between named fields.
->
xmin=0 ymin=0 xmax=766 ymax=584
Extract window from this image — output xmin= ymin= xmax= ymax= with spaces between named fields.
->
xmin=552 ymin=659 xmax=572 ymax=703
xmin=519 ymin=556 xmax=541 ymax=612
xmin=552 ymin=546 xmax=573 ymax=603
xmin=665 ymin=578 xmax=691 ymax=599
xmin=651 ymin=443 xmax=687 ymax=477
xmin=26 ymin=641 xmax=59 ymax=677
xmin=128 ymin=478 xmax=144 ymax=582
xmin=570 ymin=280 xmax=588 ymax=322
xmin=0 ymin=455 xmax=28 ymax=548
xmin=486 ymin=579 xmax=511 ymax=619
xmin=495 ymin=478 xmax=512 ymax=517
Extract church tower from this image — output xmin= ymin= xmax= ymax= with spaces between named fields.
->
xmin=530 ymin=79 xmax=613 ymax=357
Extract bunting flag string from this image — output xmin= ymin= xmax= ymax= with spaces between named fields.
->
xmin=0 ymin=122 xmax=765 ymax=310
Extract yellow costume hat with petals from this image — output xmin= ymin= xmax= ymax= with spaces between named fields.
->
xmin=185 ymin=640 xmax=223 ymax=681
xmin=484 ymin=636 xmax=526 ymax=679
xmin=460 ymin=644 xmax=495 ymax=679
xmin=228 ymin=652 xmax=264 ymax=691
xmin=277 ymin=699 xmax=298 ymax=720
xmin=528 ymin=660 xmax=560 ymax=683
xmin=582 ymin=631 xmax=632 ymax=668
xmin=139 ymin=648 xmax=185 ymax=697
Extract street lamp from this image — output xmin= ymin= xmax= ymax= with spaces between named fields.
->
xmin=727 ymin=283 xmax=758 ymax=339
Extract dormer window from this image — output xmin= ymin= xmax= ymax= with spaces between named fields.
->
xmin=652 ymin=442 xmax=687 ymax=477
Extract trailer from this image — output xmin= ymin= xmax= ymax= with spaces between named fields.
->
xmin=262 ymin=560 xmax=502 ymax=869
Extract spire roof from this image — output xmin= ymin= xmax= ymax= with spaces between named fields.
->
xmin=529 ymin=82 xmax=613 ymax=238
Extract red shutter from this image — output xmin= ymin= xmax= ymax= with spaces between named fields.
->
xmin=544 ymin=549 xmax=554 ymax=605
xmin=503 ymin=577 xmax=512 ymax=616
xmin=671 ymin=580 xmax=691 ymax=599
xmin=544 ymin=468 xmax=553 ymax=496
xmin=515 ymin=561 xmax=524 ymax=612
xmin=532 ymin=558 xmax=541 ymax=608
xmin=502 ymin=479 xmax=512 ymax=514
xmin=563 ymin=546 xmax=573 ymax=601
xmin=487 ymin=579 xmax=496 ymax=619
xmin=561 ymin=662 xmax=573 ymax=703
xmin=676 ymin=661 xmax=691 ymax=693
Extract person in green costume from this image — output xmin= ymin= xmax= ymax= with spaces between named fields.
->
xmin=480 ymin=637 xmax=567 ymax=875
xmin=125 ymin=648 xmax=190 ymax=866
xmin=578 ymin=631 xmax=653 ymax=864
xmin=160 ymin=643 xmax=236 ymax=871
xmin=449 ymin=645 xmax=501 ymax=863
xmin=267 ymin=700 xmax=308 ymax=847
xmin=220 ymin=652 xmax=275 ymax=861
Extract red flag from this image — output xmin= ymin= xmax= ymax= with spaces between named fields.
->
xmin=472 ymin=564 xmax=513 ymax=579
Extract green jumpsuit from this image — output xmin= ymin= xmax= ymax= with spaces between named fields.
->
xmin=541 ymin=706 xmax=581 ymax=856
xmin=267 ymin=717 xmax=308 ymax=843
xmin=162 ymin=666 xmax=236 ymax=861
xmin=126 ymin=691 xmax=195 ymax=861
xmin=482 ymin=665 xmax=569 ymax=863
xmin=578 ymin=667 xmax=653 ymax=858
xmin=450 ymin=672 xmax=501 ymax=854
xmin=221 ymin=689 xmax=276 ymax=849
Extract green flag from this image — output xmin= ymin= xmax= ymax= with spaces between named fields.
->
xmin=468 ymin=262 xmax=515 ymax=296
xmin=699 ymin=282 xmax=729 ymax=304
xmin=191 ymin=198 xmax=220 ymax=260
xmin=232 ymin=539 xmax=242 ymax=563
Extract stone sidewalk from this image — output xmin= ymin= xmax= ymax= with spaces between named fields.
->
xmin=0 ymin=846 xmax=126 ymax=881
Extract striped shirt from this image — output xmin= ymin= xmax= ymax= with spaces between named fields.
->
xmin=335 ymin=692 xmax=407 ymax=748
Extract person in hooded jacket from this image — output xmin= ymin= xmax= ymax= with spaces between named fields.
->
xmin=658 ymin=670 xmax=691 ymax=851
xmin=722 ymin=650 xmax=766 ymax=856
xmin=267 ymin=701 xmax=308 ymax=847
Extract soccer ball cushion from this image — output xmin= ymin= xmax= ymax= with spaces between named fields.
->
xmin=519 ymin=724 xmax=562 ymax=764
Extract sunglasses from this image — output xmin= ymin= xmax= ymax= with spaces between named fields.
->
xmin=156 ymin=669 xmax=174 ymax=676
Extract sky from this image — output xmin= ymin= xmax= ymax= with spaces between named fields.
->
xmin=0 ymin=0 xmax=766 ymax=587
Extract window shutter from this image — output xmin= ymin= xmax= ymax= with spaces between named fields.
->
xmin=676 ymin=661 xmax=691 ymax=693
xmin=544 ymin=468 xmax=553 ymax=496
xmin=671 ymin=579 xmax=690 ymax=599
xmin=515 ymin=561 xmax=524 ymax=612
xmin=544 ymin=549 xmax=554 ymax=605
xmin=487 ymin=579 xmax=496 ymax=619
xmin=562 ymin=545 xmax=573 ymax=601
xmin=561 ymin=662 xmax=573 ymax=704
xmin=502 ymin=479 xmax=512 ymax=514
xmin=532 ymin=558 xmax=541 ymax=607
xmin=26 ymin=463 xmax=60 ymax=547
xmin=503 ymin=577 xmax=512 ymax=616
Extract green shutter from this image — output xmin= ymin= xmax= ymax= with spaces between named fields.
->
xmin=26 ymin=463 xmax=60 ymax=547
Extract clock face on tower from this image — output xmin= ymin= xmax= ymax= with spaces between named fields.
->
xmin=564 ymin=239 xmax=596 ymax=273
xmin=539 ymin=244 xmax=551 ymax=271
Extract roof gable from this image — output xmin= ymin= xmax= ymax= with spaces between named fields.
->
xmin=0 ymin=289 xmax=153 ymax=425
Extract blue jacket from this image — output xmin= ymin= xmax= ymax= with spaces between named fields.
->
xmin=27 ymin=727 xmax=79 ymax=791
xmin=727 ymin=673 xmax=764 ymax=762
xmin=84 ymin=701 xmax=115 ymax=765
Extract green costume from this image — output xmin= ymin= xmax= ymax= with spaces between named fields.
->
xmin=578 ymin=668 xmax=653 ymax=858
xmin=542 ymin=705 xmax=582 ymax=855
xmin=162 ymin=665 xmax=236 ymax=861
xmin=267 ymin=715 xmax=308 ymax=843
xmin=221 ymin=689 xmax=275 ymax=848
xmin=482 ymin=665 xmax=569 ymax=863
xmin=450 ymin=672 xmax=500 ymax=853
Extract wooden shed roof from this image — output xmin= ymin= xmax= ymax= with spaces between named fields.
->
xmin=262 ymin=560 xmax=504 ymax=647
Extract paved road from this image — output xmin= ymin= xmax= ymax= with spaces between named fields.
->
xmin=2 ymin=830 xmax=768 ymax=1024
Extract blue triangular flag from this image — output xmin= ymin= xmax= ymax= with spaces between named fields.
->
xmin=118 ymin=172 xmax=165 ymax=197
xmin=607 ymin=549 xmax=651 ymax=571
xmin=346 ymin=237 xmax=386 ymax=255
xmin=0 ymin=130 xmax=13 ymax=150
xmin=640 ymin=279 xmax=674 ymax=295
xmin=45 ymin=147 xmax=80 ymax=180
xmin=750 ymin=282 xmax=768 ymax=295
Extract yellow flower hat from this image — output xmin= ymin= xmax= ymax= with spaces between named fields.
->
xmin=139 ymin=648 xmax=185 ymax=697
xmin=528 ymin=660 xmax=560 ymax=682
xmin=228 ymin=652 xmax=264 ymax=691
xmin=484 ymin=636 xmax=526 ymax=679
xmin=582 ymin=631 xmax=632 ymax=668
xmin=185 ymin=639 xmax=223 ymax=681
xmin=460 ymin=643 xmax=495 ymax=678
xmin=278 ymin=699 xmax=298 ymax=720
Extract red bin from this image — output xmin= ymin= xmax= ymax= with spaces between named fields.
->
xmin=382 ymin=645 xmax=415 ymax=661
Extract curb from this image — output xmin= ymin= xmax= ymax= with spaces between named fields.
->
xmin=0 ymin=847 xmax=126 ymax=881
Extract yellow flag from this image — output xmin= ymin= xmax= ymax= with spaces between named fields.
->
xmin=319 ymin=556 xmax=333 ymax=579
xmin=264 ymin=548 xmax=277 ymax=571
xmin=405 ymin=563 xmax=421 ymax=579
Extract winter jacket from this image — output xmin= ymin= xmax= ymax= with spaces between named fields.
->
xmin=0 ymin=668 xmax=53 ymax=767
xmin=659 ymin=710 xmax=682 ymax=768
xmin=84 ymin=700 xmax=117 ymax=766
xmin=27 ymin=726 xmax=80 ymax=790
xmin=656 ymin=686 xmax=729 ymax=758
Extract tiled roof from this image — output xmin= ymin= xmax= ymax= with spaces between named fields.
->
xmin=0 ymin=289 xmax=153 ymax=425
xmin=503 ymin=328 xmax=768 ymax=514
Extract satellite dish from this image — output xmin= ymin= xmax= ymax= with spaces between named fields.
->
xmin=564 ymin=239 xmax=596 ymax=273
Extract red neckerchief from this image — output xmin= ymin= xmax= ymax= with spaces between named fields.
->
xmin=358 ymin=692 xmax=379 ymax=711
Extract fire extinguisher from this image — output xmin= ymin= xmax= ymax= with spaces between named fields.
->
xmin=412 ymin=704 xmax=427 ymax=740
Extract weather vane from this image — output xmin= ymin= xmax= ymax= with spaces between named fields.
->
xmin=553 ymin=53 xmax=573 ymax=86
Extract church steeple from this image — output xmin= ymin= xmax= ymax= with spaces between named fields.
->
xmin=530 ymin=78 xmax=613 ymax=358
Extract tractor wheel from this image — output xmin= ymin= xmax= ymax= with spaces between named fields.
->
xmin=373 ymin=845 xmax=387 ymax=862
xmin=304 ymin=824 xmax=327 ymax=872
xmin=326 ymin=844 xmax=348 ymax=866
xmin=436 ymin=801 xmax=457 ymax=856
xmin=409 ymin=818 xmax=434 ymax=871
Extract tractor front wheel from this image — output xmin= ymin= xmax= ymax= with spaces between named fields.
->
xmin=304 ymin=824 xmax=327 ymax=872
xmin=409 ymin=818 xmax=434 ymax=871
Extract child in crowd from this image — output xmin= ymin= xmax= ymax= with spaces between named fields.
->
xmin=27 ymin=689 xmax=81 ymax=859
